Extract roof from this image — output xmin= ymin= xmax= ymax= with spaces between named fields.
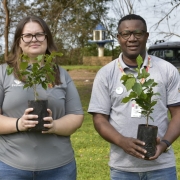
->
xmin=149 ymin=41 xmax=180 ymax=49
xmin=94 ymin=24 xmax=106 ymax=31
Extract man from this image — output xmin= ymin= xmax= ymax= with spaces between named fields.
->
xmin=88 ymin=14 xmax=180 ymax=180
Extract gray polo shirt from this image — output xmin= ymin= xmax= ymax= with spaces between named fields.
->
xmin=0 ymin=64 xmax=83 ymax=171
xmin=88 ymin=52 xmax=180 ymax=172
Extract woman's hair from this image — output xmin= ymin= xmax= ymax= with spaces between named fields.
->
xmin=7 ymin=15 xmax=61 ymax=85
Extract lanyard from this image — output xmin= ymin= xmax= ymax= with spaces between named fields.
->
xmin=118 ymin=55 xmax=151 ymax=83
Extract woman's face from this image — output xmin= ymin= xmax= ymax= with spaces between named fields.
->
xmin=19 ymin=21 xmax=47 ymax=59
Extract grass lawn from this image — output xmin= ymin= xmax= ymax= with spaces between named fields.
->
xmin=71 ymin=81 xmax=110 ymax=180
xmin=173 ymin=139 xmax=180 ymax=179
xmin=69 ymin=66 xmax=180 ymax=180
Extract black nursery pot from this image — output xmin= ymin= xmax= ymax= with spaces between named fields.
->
xmin=28 ymin=100 xmax=49 ymax=132
xmin=137 ymin=124 xmax=158 ymax=159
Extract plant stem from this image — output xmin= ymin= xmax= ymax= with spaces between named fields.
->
xmin=146 ymin=111 xmax=151 ymax=127
xmin=33 ymin=85 xmax=37 ymax=101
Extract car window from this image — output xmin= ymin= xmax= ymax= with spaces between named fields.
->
xmin=148 ymin=41 xmax=180 ymax=70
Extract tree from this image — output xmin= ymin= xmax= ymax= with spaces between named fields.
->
xmin=109 ymin=0 xmax=180 ymax=45
xmin=0 ymin=0 xmax=31 ymax=62
xmin=2 ymin=0 xmax=9 ymax=61
xmin=0 ymin=0 xmax=112 ymax=64
xmin=150 ymin=0 xmax=180 ymax=40
xmin=103 ymin=0 xmax=144 ymax=51
xmin=111 ymin=0 xmax=143 ymax=17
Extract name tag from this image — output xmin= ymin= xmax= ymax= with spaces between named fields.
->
xmin=131 ymin=101 xmax=141 ymax=118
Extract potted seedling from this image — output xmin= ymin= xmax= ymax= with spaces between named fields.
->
xmin=7 ymin=52 xmax=62 ymax=132
xmin=120 ymin=55 xmax=160 ymax=159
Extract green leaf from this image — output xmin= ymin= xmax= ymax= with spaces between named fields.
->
xmin=132 ymin=82 xmax=142 ymax=96
xmin=23 ymin=84 xmax=30 ymax=89
xmin=120 ymin=74 xmax=134 ymax=84
xmin=42 ymin=82 xmax=47 ymax=89
xmin=51 ymin=51 xmax=63 ymax=58
xmin=136 ymin=54 xmax=143 ymax=68
xmin=150 ymin=100 xmax=157 ymax=107
xmin=122 ymin=96 xmax=132 ymax=103
xmin=36 ymin=55 xmax=44 ymax=63
xmin=20 ymin=62 xmax=28 ymax=70
xmin=142 ymin=68 xmax=149 ymax=78
xmin=137 ymin=69 xmax=149 ymax=79
xmin=21 ymin=54 xmax=30 ymax=62
xmin=149 ymin=116 xmax=154 ymax=122
xmin=120 ymin=74 xmax=129 ymax=81
xmin=122 ymin=91 xmax=137 ymax=103
xmin=139 ymin=91 xmax=147 ymax=99
xmin=151 ymin=82 xmax=158 ymax=87
xmin=47 ymin=72 xmax=55 ymax=82
xmin=6 ymin=66 xmax=14 ymax=75
xmin=124 ymin=77 xmax=136 ymax=91
xmin=154 ymin=92 xmax=160 ymax=96
xmin=142 ymin=79 xmax=154 ymax=87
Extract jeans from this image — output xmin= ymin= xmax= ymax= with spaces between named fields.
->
xmin=0 ymin=160 xmax=76 ymax=180
xmin=110 ymin=166 xmax=177 ymax=180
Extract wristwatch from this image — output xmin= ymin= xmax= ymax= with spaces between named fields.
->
xmin=161 ymin=139 xmax=171 ymax=152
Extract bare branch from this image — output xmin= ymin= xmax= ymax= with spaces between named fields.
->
xmin=152 ymin=2 xmax=180 ymax=30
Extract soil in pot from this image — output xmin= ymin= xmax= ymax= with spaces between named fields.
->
xmin=137 ymin=124 xmax=158 ymax=159
xmin=28 ymin=100 xmax=49 ymax=132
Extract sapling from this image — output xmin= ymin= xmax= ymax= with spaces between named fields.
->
xmin=120 ymin=55 xmax=160 ymax=126
xmin=7 ymin=52 xmax=63 ymax=101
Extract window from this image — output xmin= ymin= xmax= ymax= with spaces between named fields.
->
xmin=94 ymin=31 xmax=100 ymax=40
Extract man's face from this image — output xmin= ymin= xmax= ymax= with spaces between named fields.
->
xmin=117 ymin=19 xmax=149 ymax=59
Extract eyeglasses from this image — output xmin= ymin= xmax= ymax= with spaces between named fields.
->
xmin=21 ymin=33 xmax=47 ymax=43
xmin=118 ymin=30 xmax=146 ymax=40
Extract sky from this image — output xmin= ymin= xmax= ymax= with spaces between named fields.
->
xmin=108 ymin=0 xmax=180 ymax=48
xmin=1 ymin=0 xmax=180 ymax=53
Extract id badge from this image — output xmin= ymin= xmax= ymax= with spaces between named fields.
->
xmin=131 ymin=101 xmax=141 ymax=117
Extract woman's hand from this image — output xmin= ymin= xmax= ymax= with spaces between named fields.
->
xmin=18 ymin=108 xmax=38 ymax=131
xmin=42 ymin=109 xmax=55 ymax=134
xmin=42 ymin=110 xmax=83 ymax=136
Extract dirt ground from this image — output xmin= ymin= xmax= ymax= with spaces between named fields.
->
xmin=68 ymin=69 xmax=97 ymax=82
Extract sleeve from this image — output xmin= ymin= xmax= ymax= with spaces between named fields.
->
xmin=0 ymin=65 xmax=5 ymax=108
xmin=88 ymin=69 xmax=111 ymax=115
xmin=64 ymin=70 xmax=84 ymax=115
xmin=167 ymin=65 xmax=180 ymax=105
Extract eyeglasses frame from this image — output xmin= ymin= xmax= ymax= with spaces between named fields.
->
xmin=117 ymin=30 xmax=147 ymax=40
xmin=21 ymin=33 xmax=47 ymax=43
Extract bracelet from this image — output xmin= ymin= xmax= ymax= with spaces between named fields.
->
xmin=16 ymin=118 xmax=20 ymax=132
xmin=161 ymin=139 xmax=171 ymax=153
xmin=161 ymin=139 xmax=171 ymax=147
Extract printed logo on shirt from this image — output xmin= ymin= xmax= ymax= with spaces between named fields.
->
xmin=12 ymin=80 xmax=24 ymax=87
xmin=178 ymin=88 xmax=180 ymax=93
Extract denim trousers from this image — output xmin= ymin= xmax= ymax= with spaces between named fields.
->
xmin=0 ymin=160 xmax=76 ymax=180
xmin=110 ymin=166 xmax=177 ymax=180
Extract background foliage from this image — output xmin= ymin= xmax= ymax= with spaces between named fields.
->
xmin=0 ymin=0 xmax=180 ymax=63
xmin=0 ymin=0 xmax=116 ymax=64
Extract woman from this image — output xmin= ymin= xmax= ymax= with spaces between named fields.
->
xmin=0 ymin=15 xmax=84 ymax=180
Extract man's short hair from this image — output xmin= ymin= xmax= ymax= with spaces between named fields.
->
xmin=118 ymin=14 xmax=147 ymax=31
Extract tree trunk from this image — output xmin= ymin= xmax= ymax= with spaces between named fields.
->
xmin=2 ymin=0 xmax=9 ymax=61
